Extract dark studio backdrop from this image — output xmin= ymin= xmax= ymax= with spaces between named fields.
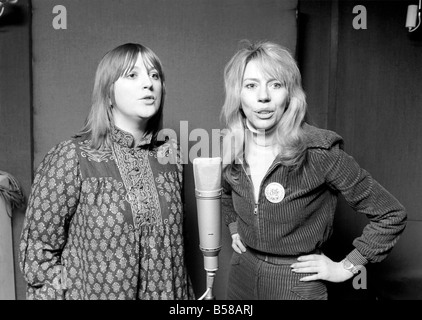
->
xmin=0 ymin=0 xmax=421 ymax=300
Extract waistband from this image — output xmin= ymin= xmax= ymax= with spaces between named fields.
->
xmin=246 ymin=246 xmax=321 ymax=265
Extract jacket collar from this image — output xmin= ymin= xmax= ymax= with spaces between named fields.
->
xmin=110 ymin=124 xmax=152 ymax=148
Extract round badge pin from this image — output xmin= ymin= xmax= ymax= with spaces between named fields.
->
xmin=264 ymin=182 xmax=285 ymax=203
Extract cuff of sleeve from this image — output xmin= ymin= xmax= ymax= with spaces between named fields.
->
xmin=228 ymin=222 xmax=238 ymax=235
xmin=346 ymin=248 xmax=368 ymax=267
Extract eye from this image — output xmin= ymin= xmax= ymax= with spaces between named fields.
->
xmin=126 ymin=72 xmax=137 ymax=79
xmin=150 ymin=72 xmax=160 ymax=80
xmin=245 ymin=83 xmax=256 ymax=89
xmin=271 ymin=82 xmax=283 ymax=89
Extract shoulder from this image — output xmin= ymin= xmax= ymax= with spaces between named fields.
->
xmin=34 ymin=139 xmax=80 ymax=178
xmin=302 ymin=123 xmax=344 ymax=150
xmin=72 ymin=135 xmax=114 ymax=163
xmin=44 ymin=138 xmax=79 ymax=160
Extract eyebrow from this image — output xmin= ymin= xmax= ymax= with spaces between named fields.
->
xmin=243 ymin=77 xmax=260 ymax=82
xmin=129 ymin=65 xmax=141 ymax=71
xmin=243 ymin=77 xmax=279 ymax=82
xmin=126 ymin=65 xmax=158 ymax=73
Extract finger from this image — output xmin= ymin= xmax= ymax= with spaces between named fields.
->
xmin=297 ymin=254 xmax=322 ymax=262
xmin=299 ymin=274 xmax=320 ymax=282
xmin=290 ymin=261 xmax=318 ymax=269
xmin=291 ymin=267 xmax=319 ymax=274
xmin=232 ymin=244 xmax=242 ymax=254
xmin=236 ymin=241 xmax=246 ymax=252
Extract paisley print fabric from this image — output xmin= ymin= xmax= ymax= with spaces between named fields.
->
xmin=19 ymin=127 xmax=194 ymax=300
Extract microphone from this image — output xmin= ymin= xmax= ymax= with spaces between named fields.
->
xmin=193 ymin=157 xmax=222 ymax=300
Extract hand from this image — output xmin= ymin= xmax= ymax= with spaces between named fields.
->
xmin=231 ymin=233 xmax=246 ymax=254
xmin=290 ymin=253 xmax=355 ymax=283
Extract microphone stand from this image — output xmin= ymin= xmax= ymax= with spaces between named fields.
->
xmin=197 ymin=237 xmax=220 ymax=300
xmin=203 ymin=270 xmax=216 ymax=300
xmin=197 ymin=250 xmax=220 ymax=300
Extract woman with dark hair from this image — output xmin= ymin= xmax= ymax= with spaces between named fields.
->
xmin=220 ymin=40 xmax=406 ymax=300
xmin=19 ymin=43 xmax=194 ymax=300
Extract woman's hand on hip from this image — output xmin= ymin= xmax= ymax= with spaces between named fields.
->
xmin=290 ymin=253 xmax=355 ymax=283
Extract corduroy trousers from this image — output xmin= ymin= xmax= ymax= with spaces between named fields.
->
xmin=226 ymin=248 xmax=328 ymax=300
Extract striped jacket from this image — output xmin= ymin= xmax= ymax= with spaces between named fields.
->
xmin=222 ymin=123 xmax=407 ymax=267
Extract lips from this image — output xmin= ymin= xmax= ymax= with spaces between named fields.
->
xmin=140 ymin=95 xmax=156 ymax=105
xmin=255 ymin=109 xmax=275 ymax=119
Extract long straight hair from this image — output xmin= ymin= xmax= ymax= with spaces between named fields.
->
xmin=76 ymin=43 xmax=166 ymax=149
xmin=220 ymin=41 xmax=308 ymax=183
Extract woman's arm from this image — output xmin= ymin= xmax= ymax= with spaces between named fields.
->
xmin=222 ymin=179 xmax=246 ymax=253
xmin=323 ymin=145 xmax=407 ymax=264
xmin=19 ymin=140 xmax=81 ymax=299
xmin=292 ymin=144 xmax=406 ymax=282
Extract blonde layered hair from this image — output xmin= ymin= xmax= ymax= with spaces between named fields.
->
xmin=76 ymin=43 xmax=166 ymax=149
xmin=220 ymin=41 xmax=308 ymax=183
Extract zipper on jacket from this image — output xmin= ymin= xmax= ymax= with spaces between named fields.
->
xmin=239 ymin=159 xmax=257 ymax=205
xmin=239 ymin=160 xmax=261 ymax=246
xmin=239 ymin=158 xmax=281 ymax=213
xmin=239 ymin=156 xmax=282 ymax=247
xmin=258 ymin=160 xmax=282 ymax=195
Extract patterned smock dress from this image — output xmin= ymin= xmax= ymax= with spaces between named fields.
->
xmin=19 ymin=126 xmax=195 ymax=300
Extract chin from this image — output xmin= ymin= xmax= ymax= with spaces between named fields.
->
xmin=140 ymin=109 xmax=159 ymax=118
xmin=139 ymin=114 xmax=156 ymax=121
xmin=253 ymin=122 xmax=276 ymax=131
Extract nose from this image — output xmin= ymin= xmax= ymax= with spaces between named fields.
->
xmin=141 ymin=75 xmax=153 ymax=90
xmin=258 ymin=85 xmax=270 ymax=103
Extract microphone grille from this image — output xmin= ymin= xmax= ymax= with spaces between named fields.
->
xmin=193 ymin=157 xmax=222 ymax=191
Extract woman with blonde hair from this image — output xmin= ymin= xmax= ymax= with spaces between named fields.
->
xmin=221 ymin=41 xmax=406 ymax=300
